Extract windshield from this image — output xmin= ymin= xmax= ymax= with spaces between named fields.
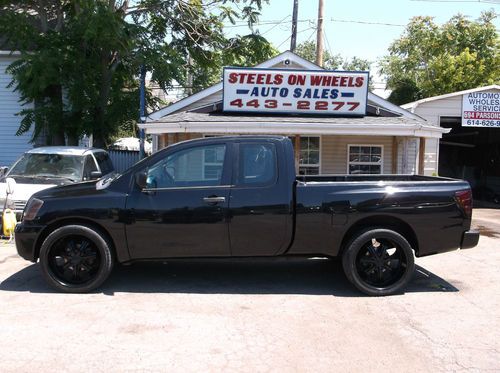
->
xmin=8 ymin=153 xmax=84 ymax=182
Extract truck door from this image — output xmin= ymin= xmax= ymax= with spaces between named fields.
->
xmin=228 ymin=141 xmax=293 ymax=256
xmin=125 ymin=141 xmax=232 ymax=258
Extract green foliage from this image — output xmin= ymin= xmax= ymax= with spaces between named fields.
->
xmin=380 ymin=11 xmax=500 ymax=105
xmin=0 ymin=0 xmax=273 ymax=146
xmin=294 ymin=40 xmax=373 ymax=89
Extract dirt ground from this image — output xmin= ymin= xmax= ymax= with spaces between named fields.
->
xmin=0 ymin=209 xmax=499 ymax=372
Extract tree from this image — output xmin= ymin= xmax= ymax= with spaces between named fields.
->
xmin=295 ymin=40 xmax=343 ymax=70
xmin=380 ymin=11 xmax=500 ymax=105
xmin=295 ymin=40 xmax=372 ymax=88
xmin=0 ymin=0 xmax=275 ymax=146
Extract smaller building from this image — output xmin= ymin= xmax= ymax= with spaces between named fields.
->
xmin=0 ymin=52 xmax=34 ymax=166
xmin=142 ymin=51 xmax=447 ymax=176
xmin=403 ymin=85 xmax=500 ymax=202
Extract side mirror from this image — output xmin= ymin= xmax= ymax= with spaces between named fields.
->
xmin=90 ymin=171 xmax=102 ymax=180
xmin=0 ymin=167 xmax=8 ymax=178
xmin=135 ymin=171 xmax=148 ymax=189
xmin=5 ymin=177 xmax=16 ymax=195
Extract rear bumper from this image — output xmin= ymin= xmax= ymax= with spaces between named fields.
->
xmin=14 ymin=222 xmax=45 ymax=262
xmin=461 ymin=229 xmax=480 ymax=250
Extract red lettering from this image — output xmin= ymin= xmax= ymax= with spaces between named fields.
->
xmin=228 ymin=73 xmax=238 ymax=84
xmin=310 ymin=75 xmax=323 ymax=86
xmin=247 ymin=73 xmax=256 ymax=84
xmin=274 ymin=74 xmax=283 ymax=85
xmin=340 ymin=77 xmax=348 ymax=87
xmin=355 ymin=77 xmax=364 ymax=87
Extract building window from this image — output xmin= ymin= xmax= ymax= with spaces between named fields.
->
xmin=203 ymin=145 xmax=226 ymax=180
xmin=348 ymin=145 xmax=383 ymax=174
xmin=299 ymin=136 xmax=320 ymax=175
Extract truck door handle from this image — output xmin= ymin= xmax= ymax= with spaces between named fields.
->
xmin=203 ymin=196 xmax=226 ymax=204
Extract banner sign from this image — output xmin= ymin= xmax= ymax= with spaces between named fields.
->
xmin=462 ymin=90 xmax=500 ymax=128
xmin=222 ymin=67 xmax=369 ymax=116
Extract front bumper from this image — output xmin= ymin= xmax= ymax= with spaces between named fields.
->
xmin=461 ymin=229 xmax=480 ymax=250
xmin=14 ymin=222 xmax=45 ymax=262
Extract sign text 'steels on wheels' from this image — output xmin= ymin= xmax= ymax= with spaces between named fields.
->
xmin=222 ymin=67 xmax=369 ymax=116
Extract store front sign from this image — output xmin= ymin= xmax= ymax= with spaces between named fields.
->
xmin=222 ymin=67 xmax=369 ymax=116
xmin=462 ymin=90 xmax=500 ymax=128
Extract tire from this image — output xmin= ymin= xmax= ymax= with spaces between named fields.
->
xmin=342 ymin=228 xmax=415 ymax=296
xmin=39 ymin=225 xmax=114 ymax=293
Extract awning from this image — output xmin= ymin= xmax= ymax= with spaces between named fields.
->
xmin=140 ymin=111 xmax=449 ymax=138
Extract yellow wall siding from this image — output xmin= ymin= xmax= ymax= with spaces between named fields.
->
xmin=321 ymin=135 xmax=394 ymax=174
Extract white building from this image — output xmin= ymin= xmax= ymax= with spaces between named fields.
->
xmin=403 ymin=85 xmax=500 ymax=201
xmin=141 ymin=51 xmax=447 ymax=176
xmin=0 ymin=52 xmax=33 ymax=167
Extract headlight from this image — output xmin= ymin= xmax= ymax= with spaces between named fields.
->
xmin=23 ymin=198 xmax=44 ymax=221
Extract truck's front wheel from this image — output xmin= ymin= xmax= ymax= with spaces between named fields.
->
xmin=39 ymin=225 xmax=114 ymax=293
xmin=342 ymin=228 xmax=415 ymax=296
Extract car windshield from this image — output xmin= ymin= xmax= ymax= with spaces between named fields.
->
xmin=8 ymin=153 xmax=84 ymax=182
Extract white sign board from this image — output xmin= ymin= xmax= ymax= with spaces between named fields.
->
xmin=223 ymin=67 xmax=369 ymax=116
xmin=462 ymin=90 xmax=500 ymax=128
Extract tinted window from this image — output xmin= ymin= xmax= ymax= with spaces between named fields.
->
xmin=238 ymin=143 xmax=277 ymax=185
xmin=94 ymin=152 xmax=114 ymax=174
xmin=147 ymin=144 xmax=226 ymax=188
xmin=83 ymin=155 xmax=98 ymax=180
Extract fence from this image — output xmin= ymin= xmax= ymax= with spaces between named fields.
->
xmin=108 ymin=150 xmax=141 ymax=173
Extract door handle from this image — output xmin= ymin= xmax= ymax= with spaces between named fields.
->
xmin=203 ymin=196 xmax=226 ymax=204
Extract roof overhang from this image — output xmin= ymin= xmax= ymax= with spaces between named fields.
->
xmin=140 ymin=112 xmax=449 ymax=138
xmin=402 ymin=85 xmax=500 ymax=112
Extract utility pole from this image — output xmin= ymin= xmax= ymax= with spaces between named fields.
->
xmin=139 ymin=65 xmax=146 ymax=159
xmin=290 ymin=0 xmax=299 ymax=52
xmin=315 ymin=0 xmax=324 ymax=67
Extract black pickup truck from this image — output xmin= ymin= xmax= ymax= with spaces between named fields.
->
xmin=15 ymin=136 xmax=479 ymax=295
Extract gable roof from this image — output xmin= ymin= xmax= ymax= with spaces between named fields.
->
xmin=147 ymin=50 xmax=423 ymax=122
xmin=402 ymin=85 xmax=500 ymax=111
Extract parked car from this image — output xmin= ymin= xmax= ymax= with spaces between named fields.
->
xmin=15 ymin=136 xmax=479 ymax=295
xmin=0 ymin=147 xmax=114 ymax=219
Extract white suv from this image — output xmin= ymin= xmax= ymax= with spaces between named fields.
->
xmin=0 ymin=147 xmax=114 ymax=218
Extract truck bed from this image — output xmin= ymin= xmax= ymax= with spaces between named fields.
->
xmin=290 ymin=174 xmax=472 ymax=258
xmin=297 ymin=174 xmax=459 ymax=183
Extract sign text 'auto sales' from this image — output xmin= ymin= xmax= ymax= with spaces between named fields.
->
xmin=223 ymin=67 xmax=369 ymax=116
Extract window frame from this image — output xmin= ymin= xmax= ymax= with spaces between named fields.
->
xmin=144 ymin=142 xmax=231 ymax=190
xmin=296 ymin=135 xmax=321 ymax=175
xmin=234 ymin=142 xmax=278 ymax=188
xmin=347 ymin=144 xmax=384 ymax=175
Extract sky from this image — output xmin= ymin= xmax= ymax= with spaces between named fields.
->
xmin=224 ymin=0 xmax=500 ymax=94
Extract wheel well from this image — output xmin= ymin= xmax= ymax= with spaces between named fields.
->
xmin=339 ymin=215 xmax=419 ymax=257
xmin=34 ymin=219 xmax=116 ymax=260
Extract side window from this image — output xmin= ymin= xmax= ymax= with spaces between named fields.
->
xmin=83 ymin=155 xmax=98 ymax=180
xmin=146 ymin=144 xmax=226 ymax=188
xmin=95 ymin=152 xmax=114 ymax=174
xmin=238 ymin=143 xmax=277 ymax=186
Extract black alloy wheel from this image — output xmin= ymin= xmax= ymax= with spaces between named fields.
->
xmin=47 ymin=235 xmax=101 ymax=285
xmin=39 ymin=225 xmax=114 ymax=293
xmin=342 ymin=228 xmax=415 ymax=296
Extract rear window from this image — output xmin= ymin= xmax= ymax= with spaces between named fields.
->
xmin=94 ymin=152 xmax=114 ymax=174
xmin=238 ymin=143 xmax=277 ymax=186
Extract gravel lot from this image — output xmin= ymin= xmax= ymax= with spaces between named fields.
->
xmin=0 ymin=209 xmax=499 ymax=372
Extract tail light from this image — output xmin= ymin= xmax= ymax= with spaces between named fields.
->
xmin=455 ymin=189 xmax=472 ymax=218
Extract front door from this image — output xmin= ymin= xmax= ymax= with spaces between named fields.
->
xmin=125 ymin=141 xmax=232 ymax=259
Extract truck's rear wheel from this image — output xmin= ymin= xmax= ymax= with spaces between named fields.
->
xmin=342 ymin=228 xmax=415 ymax=296
xmin=39 ymin=225 xmax=113 ymax=293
